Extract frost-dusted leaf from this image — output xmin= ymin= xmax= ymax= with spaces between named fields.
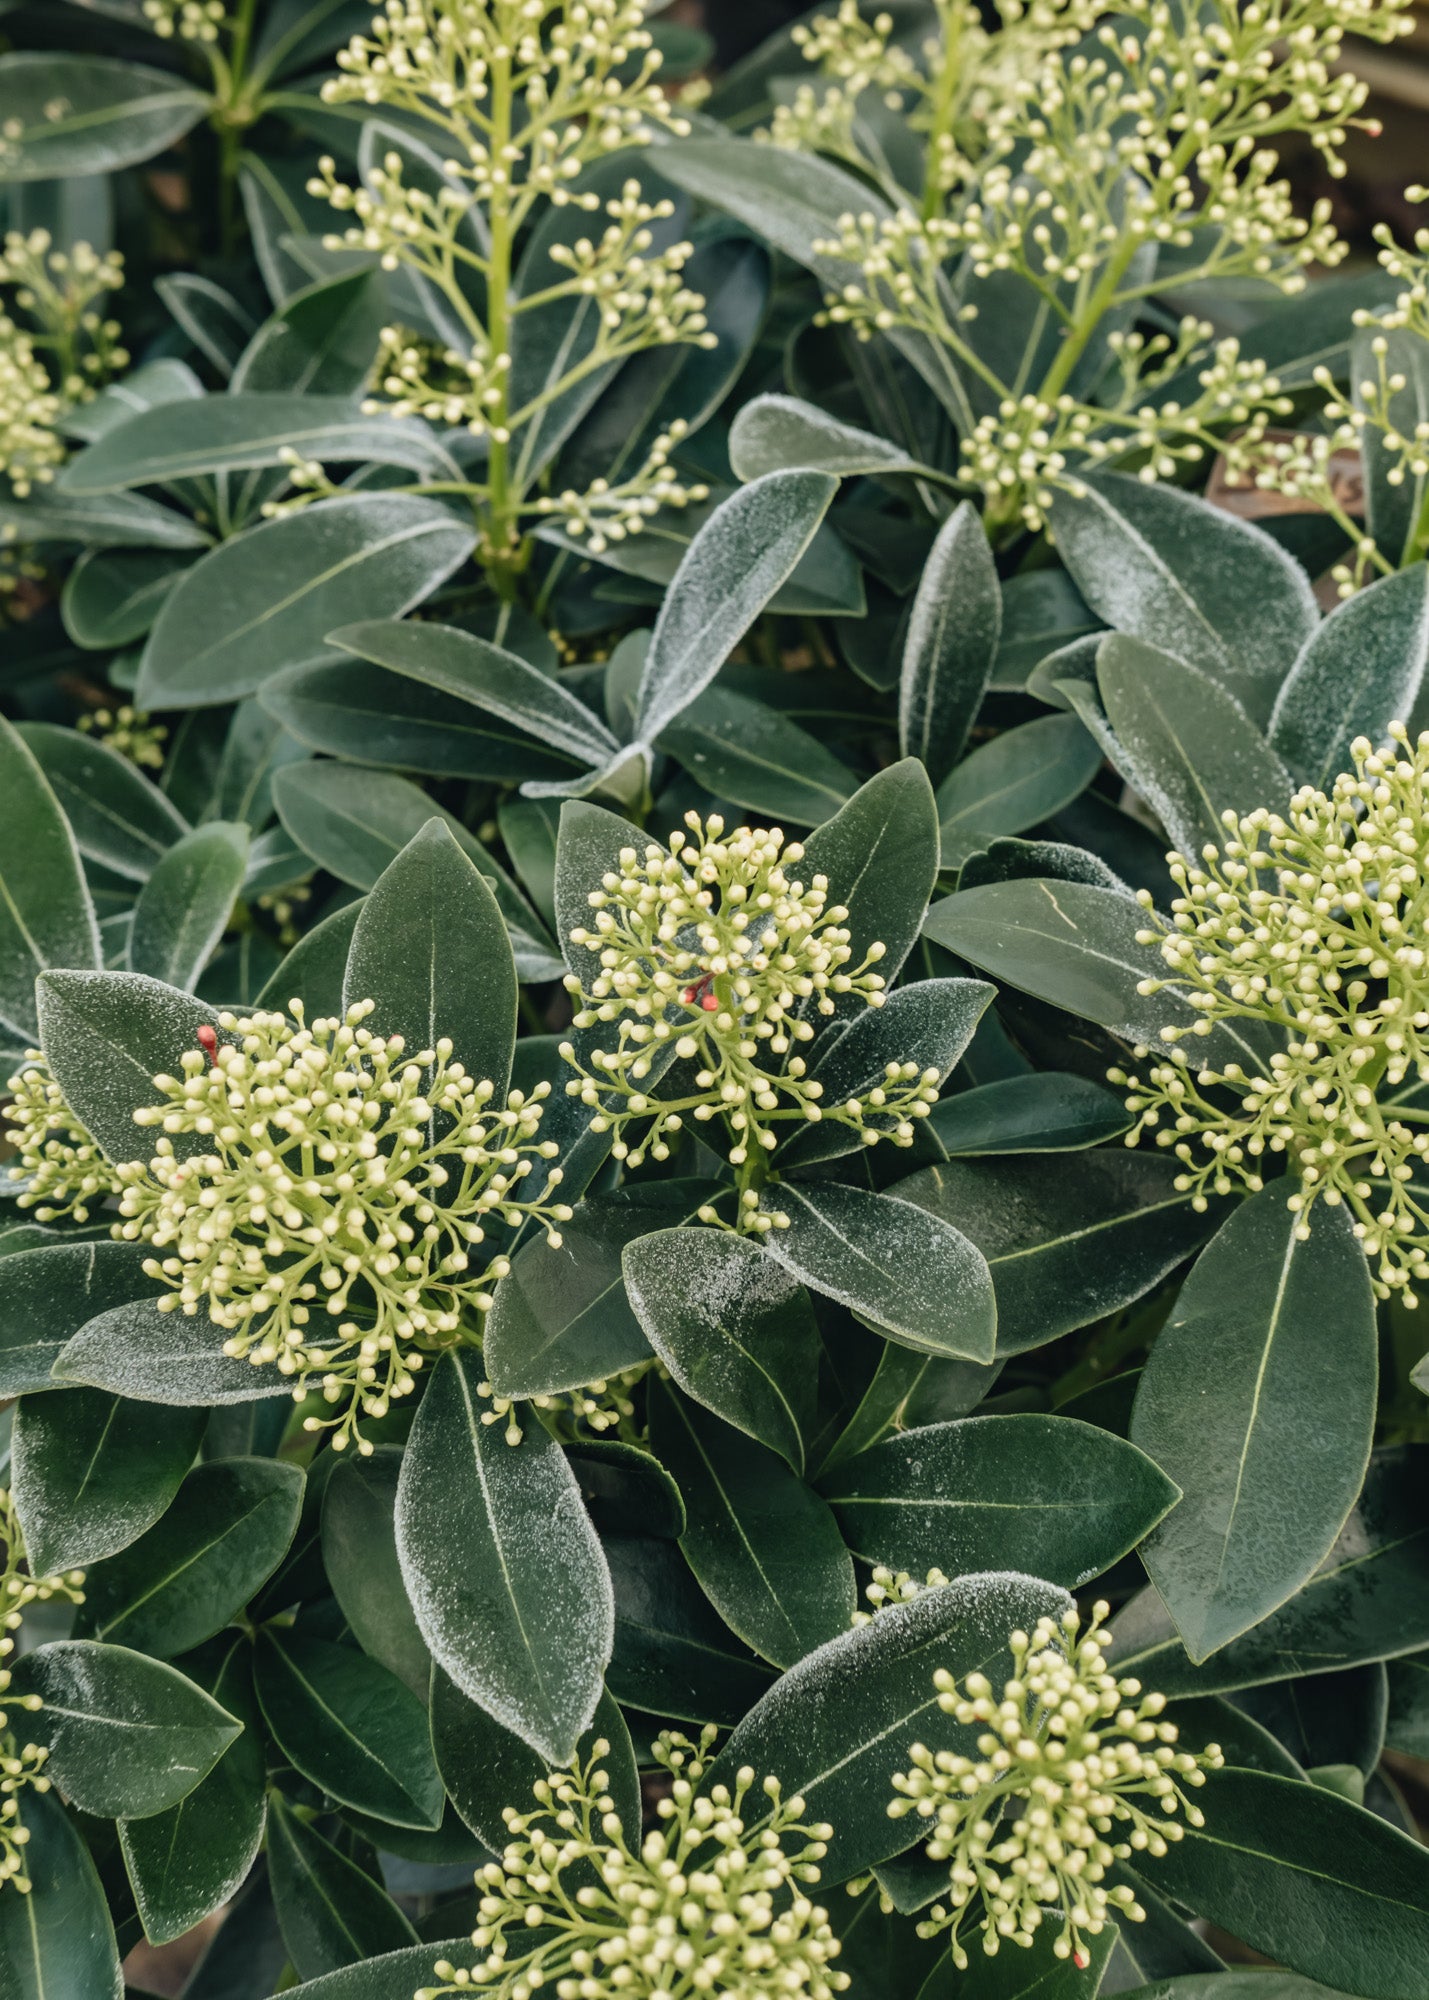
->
xmin=275 ymin=1942 xmax=481 ymax=2000
xmin=656 ymin=684 xmax=858 ymax=823
xmin=36 ymin=968 xmax=219 ymax=1165
xmin=923 ymin=876 xmax=1276 ymax=1074
xmin=11 ymin=1388 xmax=204 ymax=1573
xmin=267 ymin=1793 xmax=417 ymax=1984
xmin=128 ymin=822 xmax=249 ymax=992
xmin=762 ymin=1181 xmax=996 ymax=1362
xmin=821 ymin=1415 xmax=1178 ymax=1588
xmin=395 ymin=1348 xmax=612 ymax=1765
xmin=255 ymin=902 xmax=363 ymax=1018
xmin=1111 ymin=1447 xmax=1429 ymax=1695
xmin=1270 ymin=565 xmax=1429 ymax=788
xmin=138 ymin=496 xmax=476 ymax=709
xmin=0 ymin=54 xmax=209 ymax=178
xmin=231 ymin=269 xmax=389 ymax=395
xmin=61 ymin=546 xmax=190 ymax=649
xmin=255 ymin=1632 xmax=443 ymax=1830
xmin=1095 ymin=636 xmax=1293 ymax=860
xmin=729 ymin=393 xmax=949 ymax=485
xmin=647 ymin=1379 xmax=855 ymax=1669
xmin=802 ymin=759 xmax=941 ymax=991
xmin=1140 ymin=1767 xmax=1429 ymax=1999
xmin=624 ymin=1227 xmax=819 ymax=1471
xmin=0 ymin=1241 xmax=155 ymax=1398
xmin=0 ymin=717 xmax=100 ymax=1041
xmin=155 ymin=274 xmax=254 ymax=377
xmin=0 ymin=1788 xmax=122 ymax=1999
xmin=708 ymin=1570 xmax=1072 ymax=1882
xmin=61 ymin=396 xmax=459 ymax=493
xmin=634 ymin=470 xmax=839 ymax=744
xmin=1132 ymin=1191 xmax=1377 ymax=1662
xmin=342 ymin=819 xmax=517 ymax=1100
xmin=1049 ymin=470 xmax=1318 ymax=722
xmin=0 ymin=483 xmax=207 ymax=550
xmin=7 ymin=1640 xmax=240 ymax=1818
xmin=15 ymin=721 xmax=189 ymax=881
xmin=900 ymin=502 xmax=1001 ymax=787
xmin=56 ymin=1296 xmax=295 ymax=1405
xmin=329 ymin=618 xmax=618 ymax=766
xmin=1358 ymin=325 xmax=1429 ymax=573
xmin=936 ymin=712 xmax=1102 ymax=864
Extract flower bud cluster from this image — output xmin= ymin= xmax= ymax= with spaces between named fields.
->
xmin=1115 ymin=726 xmax=1429 ymax=1300
xmin=530 ymin=422 xmax=710 ymax=554
xmin=76 ymin=704 xmax=168 ymax=771
xmin=559 ymin=813 xmax=938 ymax=1214
xmin=141 ymin=0 xmax=226 ymax=43
xmin=889 ymin=1602 xmax=1221 ymax=1969
xmin=418 ymin=1727 xmax=849 ymax=2000
xmin=477 ymin=1357 xmax=656 ymax=1449
xmin=4 ymin=1051 xmax=126 ymax=1222
xmin=0 ymin=231 xmax=126 ymax=498
xmin=112 ymin=1002 xmax=572 ymax=1452
xmin=0 ymin=1488 xmax=85 ymax=1896
xmin=851 ymin=1565 xmax=951 ymax=1626
xmin=0 ymin=316 xmax=64 ymax=496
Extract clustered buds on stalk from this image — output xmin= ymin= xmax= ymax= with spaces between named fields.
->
xmin=1114 ymin=724 xmax=1429 ymax=1300
xmin=0 ymin=1490 xmax=84 ymax=1895
xmin=889 ymin=1602 xmax=1221 ymax=1968
xmin=418 ymin=1727 xmax=849 ymax=2000
xmin=559 ymin=812 xmax=940 ymax=1228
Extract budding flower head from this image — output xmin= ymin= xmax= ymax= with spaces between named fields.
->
xmin=561 ymin=813 xmax=937 ymax=1217
xmin=113 ymin=1003 xmax=572 ymax=1452
xmin=851 ymin=1564 xmax=951 ymax=1626
xmin=0 ymin=1487 xmax=84 ymax=1896
xmin=418 ymin=1727 xmax=848 ymax=2000
xmin=1120 ymin=726 xmax=1429 ymax=1301
xmin=4 ymin=1051 xmax=124 ymax=1222
xmin=889 ymin=1602 xmax=1222 ymax=1970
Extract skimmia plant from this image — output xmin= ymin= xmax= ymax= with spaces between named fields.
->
xmin=4 ymin=3 xmax=1429 ymax=1999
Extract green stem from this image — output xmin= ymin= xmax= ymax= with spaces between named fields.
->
xmin=920 ymin=1 xmax=964 ymax=221
xmin=483 ymin=41 xmax=520 ymax=597
xmin=215 ymin=0 xmax=261 ymax=260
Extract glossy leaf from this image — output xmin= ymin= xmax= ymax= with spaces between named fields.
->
xmin=256 ymin=902 xmax=364 ymax=1017
xmin=648 ymin=1378 xmax=855 ymax=1668
xmin=7 ymin=1640 xmax=240 ymax=1818
xmin=634 ymin=471 xmax=839 ymax=743
xmin=928 ymin=1072 xmax=1130 ymax=1155
xmin=0 ymin=1787 xmax=122 ymax=1998
xmin=936 ymin=712 xmax=1102 ymax=865
xmin=342 ymin=818 xmax=517 ymax=1100
xmin=0 ymin=54 xmax=208 ymax=178
xmin=35 ymin=968 xmax=219 ymax=1166
xmin=1133 ymin=1190 xmax=1378 ymax=1662
xmin=14 ymin=721 xmax=189 ymax=882
xmin=0 ymin=717 xmax=100 ymax=1041
xmin=11 ymin=1387 xmax=204 ymax=1572
xmin=822 ymin=1415 xmax=1178 ymax=1587
xmin=602 ymin=1529 xmax=775 ymax=1724
xmin=1049 ymin=470 xmax=1317 ymax=722
xmin=802 ymin=760 xmax=942 ymax=992
xmin=274 ymin=1942 xmax=480 ymax=2000
xmin=709 ymin=1570 xmax=1071 ymax=1881
xmin=1270 ymin=564 xmax=1429 ymax=787
xmin=255 ymin=1631 xmax=443 ymax=1830
xmin=128 ymin=821 xmax=249 ymax=991
xmin=394 ymin=1347 xmax=612 ymax=1765
xmin=656 ymin=684 xmax=858 ymax=823
xmin=56 ymin=1295 xmax=296 ymax=1406
xmin=75 ymin=1456 xmax=304 ymax=1656
xmin=624 ymin=1227 xmax=820 ymax=1471
xmin=138 ymin=496 xmax=476 ymax=709
xmin=321 ymin=1448 xmax=430 ymax=1699
xmin=0 ymin=1240 xmax=154 ymax=1398
xmin=896 ymin=1154 xmax=1221 ymax=1354
xmin=267 ymin=1793 xmax=417 ymax=1984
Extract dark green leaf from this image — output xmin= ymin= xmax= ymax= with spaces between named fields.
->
xmin=321 ymin=1448 xmax=429 ymax=1699
xmin=917 ymin=1919 xmax=1118 ymax=1998
xmin=256 ymin=902 xmax=363 ymax=1018
xmin=155 ymin=274 xmax=254 ymax=378
xmin=128 ymin=822 xmax=248 ymax=991
xmin=763 ymin=1181 xmax=997 ymax=1361
xmin=1049 ymin=470 xmax=1317 ymax=722
xmin=11 ymin=1387 xmax=204 ymax=1572
xmin=8 ymin=1640 xmax=240 ymax=1818
xmin=266 ymin=1793 xmax=417 ymax=1984
xmin=61 ymin=546 xmax=189 ymax=650
xmin=14 ymin=722 xmax=188 ymax=882
xmin=634 ymin=471 xmax=839 ymax=743
xmin=648 ymin=1378 xmax=854 ymax=1668
xmin=1132 ymin=1191 xmax=1378 ymax=1662
xmin=274 ymin=1941 xmax=480 ymax=2000
xmin=231 ymin=270 xmax=388 ymax=397
xmin=624 ymin=1227 xmax=819 ymax=1471
xmin=802 ymin=760 xmax=941 ymax=991
xmin=75 ymin=1456 xmax=304 ymax=1655
xmin=823 ymin=1413 xmax=1178 ymax=1587
xmin=729 ymin=393 xmax=948 ymax=486
xmin=897 ymin=502 xmax=1001 ymax=788
xmin=0 ymin=55 xmax=208 ymax=178
xmin=36 ymin=968 xmax=219 ymax=1165
xmin=896 ymin=1154 xmax=1221 ymax=1354
xmin=1386 ymin=1652 xmax=1429 ymax=1759
xmin=710 ymin=1570 xmax=1071 ymax=1881
xmin=656 ymin=684 xmax=858 ymax=823
xmin=432 ymin=1673 xmax=638 ymax=1852
xmin=56 ymin=1296 xmax=295 ymax=1405
xmin=937 ymin=713 xmax=1102 ymax=865
xmin=0 ymin=1240 xmax=154 ymax=1397
xmin=567 ymin=1438 xmax=686 ymax=1541
xmin=1269 ymin=565 xmax=1429 ymax=788
xmin=255 ymin=1632 xmax=443 ymax=1830
xmin=602 ymin=1529 xmax=775 ymax=1724
xmin=138 ymin=497 xmax=476 ymax=709
xmin=1358 ymin=326 xmax=1429 ymax=571
xmin=342 ymin=818 xmax=517 ymax=1099
xmin=394 ymin=1347 xmax=611 ymax=1764
xmin=0 ymin=717 xmax=99 ymax=1040
xmin=0 ymin=1787 xmax=122 ymax=1997
xmin=1140 ymin=1766 xmax=1429 ymax=1998
xmin=928 ymin=1073 xmax=1129 ymax=1155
